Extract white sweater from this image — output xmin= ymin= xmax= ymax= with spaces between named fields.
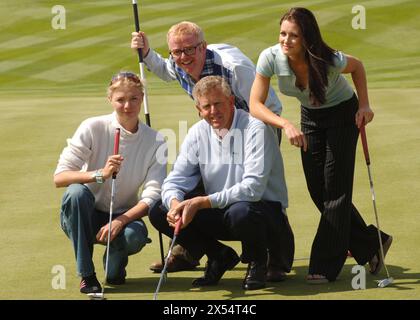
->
xmin=54 ymin=112 xmax=167 ymax=214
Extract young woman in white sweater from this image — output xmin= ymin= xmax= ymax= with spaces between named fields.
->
xmin=54 ymin=72 xmax=167 ymax=295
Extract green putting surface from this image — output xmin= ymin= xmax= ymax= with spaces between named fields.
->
xmin=0 ymin=0 xmax=419 ymax=300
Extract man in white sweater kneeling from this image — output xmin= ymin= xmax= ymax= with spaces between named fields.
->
xmin=149 ymin=76 xmax=290 ymax=290
xmin=54 ymin=72 xmax=167 ymax=296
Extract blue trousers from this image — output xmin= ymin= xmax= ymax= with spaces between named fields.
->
xmin=60 ymin=184 xmax=150 ymax=279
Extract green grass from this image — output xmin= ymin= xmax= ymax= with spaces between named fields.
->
xmin=0 ymin=0 xmax=419 ymax=300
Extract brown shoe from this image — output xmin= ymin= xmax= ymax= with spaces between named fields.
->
xmin=149 ymin=254 xmax=199 ymax=273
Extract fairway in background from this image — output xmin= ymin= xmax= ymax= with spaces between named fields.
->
xmin=0 ymin=0 xmax=419 ymax=300
xmin=1 ymin=0 xmax=419 ymax=96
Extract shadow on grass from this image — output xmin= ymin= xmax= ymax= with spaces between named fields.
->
xmin=104 ymin=263 xmax=420 ymax=299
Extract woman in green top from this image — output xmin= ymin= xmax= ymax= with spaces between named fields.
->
xmin=250 ymin=7 xmax=392 ymax=283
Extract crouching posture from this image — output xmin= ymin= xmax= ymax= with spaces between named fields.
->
xmin=54 ymin=72 xmax=167 ymax=295
xmin=150 ymin=76 xmax=290 ymax=290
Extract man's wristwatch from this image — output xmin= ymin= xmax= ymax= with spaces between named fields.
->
xmin=92 ymin=170 xmax=104 ymax=184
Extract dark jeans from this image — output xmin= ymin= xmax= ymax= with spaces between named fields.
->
xmin=150 ymin=200 xmax=288 ymax=264
xmin=168 ymin=179 xmax=294 ymax=272
xmin=300 ymin=94 xmax=390 ymax=281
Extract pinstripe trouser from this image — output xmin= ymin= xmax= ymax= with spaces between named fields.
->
xmin=300 ymin=94 xmax=390 ymax=281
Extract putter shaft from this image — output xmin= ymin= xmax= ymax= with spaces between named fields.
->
xmin=102 ymin=179 xmax=116 ymax=295
xmin=153 ymin=219 xmax=183 ymax=300
xmin=101 ymin=128 xmax=120 ymax=298
xmin=153 ymin=234 xmax=178 ymax=300
xmin=367 ymin=164 xmax=391 ymax=280
xmin=131 ymin=0 xmax=164 ymax=267
xmin=360 ymin=125 xmax=393 ymax=285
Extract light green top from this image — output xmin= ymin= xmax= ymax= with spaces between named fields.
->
xmin=256 ymin=44 xmax=354 ymax=109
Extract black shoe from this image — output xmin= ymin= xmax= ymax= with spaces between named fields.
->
xmin=243 ymin=261 xmax=267 ymax=290
xmin=192 ymin=247 xmax=240 ymax=287
xmin=369 ymin=235 xmax=393 ymax=275
xmin=80 ymin=273 xmax=102 ymax=294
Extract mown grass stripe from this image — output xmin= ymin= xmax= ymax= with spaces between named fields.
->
xmin=71 ymin=13 xmax=127 ymax=27
xmin=31 ymin=62 xmax=107 ymax=82
xmin=56 ymin=35 xmax=116 ymax=48
xmin=0 ymin=60 xmax=33 ymax=73
xmin=0 ymin=35 xmax=53 ymax=49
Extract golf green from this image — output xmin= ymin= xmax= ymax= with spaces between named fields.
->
xmin=0 ymin=0 xmax=419 ymax=300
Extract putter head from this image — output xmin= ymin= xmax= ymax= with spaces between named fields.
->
xmin=87 ymin=292 xmax=106 ymax=300
xmin=377 ymin=277 xmax=394 ymax=288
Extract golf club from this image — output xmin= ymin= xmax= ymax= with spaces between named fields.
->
xmin=153 ymin=218 xmax=183 ymax=300
xmin=89 ymin=128 xmax=121 ymax=301
xmin=359 ymin=125 xmax=393 ymax=288
xmin=131 ymin=0 xmax=150 ymax=127
xmin=131 ymin=0 xmax=165 ymax=267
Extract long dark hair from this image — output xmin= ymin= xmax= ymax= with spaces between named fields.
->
xmin=280 ymin=7 xmax=336 ymax=106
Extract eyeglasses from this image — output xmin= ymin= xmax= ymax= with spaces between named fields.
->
xmin=169 ymin=42 xmax=203 ymax=58
xmin=110 ymin=72 xmax=141 ymax=85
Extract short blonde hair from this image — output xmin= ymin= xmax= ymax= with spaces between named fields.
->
xmin=192 ymin=76 xmax=232 ymax=105
xmin=107 ymin=71 xmax=144 ymax=97
xmin=167 ymin=21 xmax=204 ymax=44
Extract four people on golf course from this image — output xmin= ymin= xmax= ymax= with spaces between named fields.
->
xmin=54 ymin=7 xmax=392 ymax=295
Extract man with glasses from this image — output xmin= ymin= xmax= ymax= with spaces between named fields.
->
xmin=131 ymin=21 xmax=281 ymax=112
xmin=131 ymin=21 xmax=294 ymax=282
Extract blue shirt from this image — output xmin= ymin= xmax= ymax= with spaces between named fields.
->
xmin=144 ymin=44 xmax=282 ymax=114
xmin=162 ymin=109 xmax=288 ymax=210
xmin=256 ymin=44 xmax=354 ymax=109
